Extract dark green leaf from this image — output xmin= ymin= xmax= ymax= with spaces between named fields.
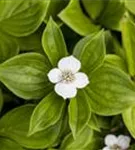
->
xmin=98 ymin=0 xmax=125 ymax=30
xmin=0 ymin=88 xmax=3 ymax=112
xmin=44 ymin=0 xmax=68 ymax=23
xmin=17 ymin=30 xmax=43 ymax=52
xmin=87 ymin=114 xmax=101 ymax=132
xmin=0 ymin=31 xmax=19 ymax=63
xmin=82 ymin=0 xmax=105 ymax=20
xmin=105 ymin=31 xmax=125 ymax=58
xmin=88 ymin=114 xmax=110 ymax=131
xmin=0 ymin=137 xmax=24 ymax=150
xmin=58 ymin=0 xmax=100 ymax=36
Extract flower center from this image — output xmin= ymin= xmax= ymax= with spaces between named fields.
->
xmin=110 ymin=145 xmax=122 ymax=150
xmin=62 ymin=71 xmax=75 ymax=83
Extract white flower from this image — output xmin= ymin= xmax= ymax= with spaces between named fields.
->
xmin=103 ymin=134 xmax=131 ymax=150
xmin=47 ymin=56 xmax=89 ymax=99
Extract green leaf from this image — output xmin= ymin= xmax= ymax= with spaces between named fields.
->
xmin=0 ymin=0 xmax=48 ymax=37
xmin=104 ymin=54 xmax=127 ymax=72
xmin=86 ymin=65 xmax=135 ymax=115
xmin=58 ymin=0 xmax=100 ymax=36
xmin=122 ymin=17 xmax=135 ymax=76
xmin=105 ymin=31 xmax=125 ymax=58
xmin=88 ymin=114 xmax=110 ymax=131
xmin=58 ymin=111 xmax=70 ymax=142
xmin=29 ymin=92 xmax=65 ymax=135
xmin=42 ymin=18 xmax=68 ymax=66
xmin=60 ymin=127 xmax=94 ymax=150
xmin=98 ymin=0 xmax=125 ymax=30
xmin=17 ymin=30 xmax=43 ymax=52
xmin=0 ymin=105 xmax=62 ymax=149
xmin=0 ymin=137 xmax=24 ymax=150
xmin=0 ymin=31 xmax=19 ymax=63
xmin=125 ymin=0 xmax=135 ymax=15
xmin=84 ymin=138 xmax=103 ymax=150
xmin=122 ymin=106 xmax=135 ymax=139
xmin=87 ymin=114 xmax=101 ymax=132
xmin=0 ymin=53 xmax=52 ymax=100
xmin=73 ymin=30 xmax=106 ymax=75
xmin=82 ymin=0 xmax=105 ymax=20
xmin=60 ymin=127 xmax=102 ymax=150
xmin=68 ymin=90 xmax=91 ymax=139
xmin=44 ymin=0 xmax=68 ymax=23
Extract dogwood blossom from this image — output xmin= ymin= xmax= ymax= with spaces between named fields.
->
xmin=103 ymin=134 xmax=131 ymax=150
xmin=47 ymin=56 xmax=89 ymax=99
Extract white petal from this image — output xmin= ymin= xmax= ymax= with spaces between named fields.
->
xmin=105 ymin=134 xmax=117 ymax=146
xmin=58 ymin=56 xmax=81 ymax=73
xmin=55 ymin=82 xmax=77 ymax=99
xmin=117 ymin=135 xmax=131 ymax=149
xmin=102 ymin=147 xmax=110 ymax=150
xmin=74 ymin=72 xmax=89 ymax=89
xmin=47 ymin=68 xmax=62 ymax=83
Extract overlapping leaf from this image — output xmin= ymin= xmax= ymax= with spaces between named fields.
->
xmin=29 ymin=92 xmax=65 ymax=135
xmin=58 ymin=0 xmax=100 ymax=36
xmin=0 ymin=105 xmax=62 ymax=149
xmin=86 ymin=65 xmax=135 ymax=115
xmin=0 ymin=31 xmax=19 ymax=63
xmin=0 ymin=137 xmax=24 ymax=150
xmin=69 ymin=90 xmax=91 ymax=138
xmin=123 ymin=106 xmax=135 ymax=139
xmin=0 ymin=0 xmax=48 ymax=37
xmin=0 ymin=53 xmax=52 ymax=100
xmin=73 ymin=30 xmax=106 ymax=75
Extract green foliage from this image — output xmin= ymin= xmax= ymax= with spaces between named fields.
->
xmin=0 ymin=0 xmax=48 ymax=37
xmin=0 ymin=0 xmax=135 ymax=149
xmin=42 ymin=18 xmax=68 ymax=66
xmin=0 ymin=105 xmax=62 ymax=149
xmin=104 ymin=54 xmax=127 ymax=72
xmin=29 ymin=92 xmax=65 ymax=135
xmin=122 ymin=17 xmax=135 ymax=76
xmin=97 ymin=0 xmax=125 ymax=30
xmin=86 ymin=65 xmax=135 ymax=115
xmin=0 ymin=137 xmax=24 ymax=150
xmin=73 ymin=30 xmax=106 ymax=75
xmin=58 ymin=0 xmax=100 ymax=36
xmin=60 ymin=127 xmax=102 ymax=150
xmin=44 ymin=0 xmax=68 ymax=23
xmin=123 ymin=106 xmax=135 ymax=139
xmin=0 ymin=53 xmax=52 ymax=99
xmin=0 ymin=31 xmax=19 ymax=63
xmin=125 ymin=0 xmax=135 ymax=15
xmin=82 ymin=0 xmax=105 ymax=20
xmin=68 ymin=90 xmax=91 ymax=138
